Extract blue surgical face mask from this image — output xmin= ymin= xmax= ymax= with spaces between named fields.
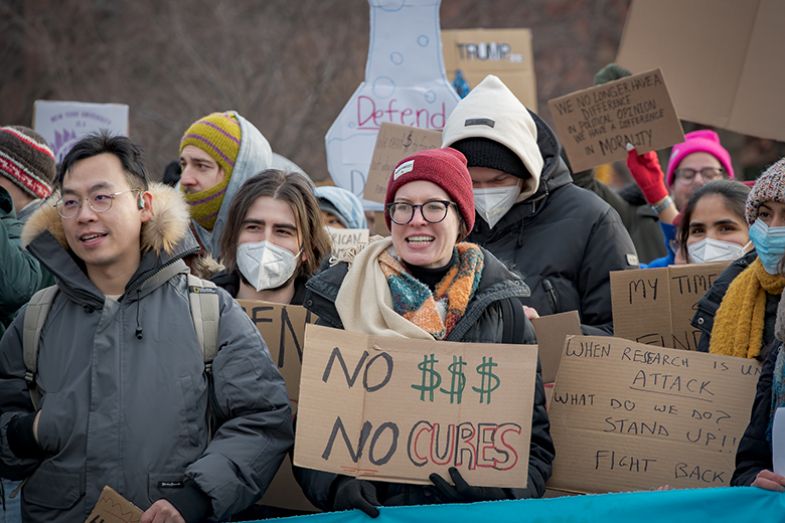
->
xmin=749 ymin=218 xmax=785 ymax=274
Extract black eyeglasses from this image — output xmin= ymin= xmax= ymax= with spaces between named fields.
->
xmin=675 ymin=167 xmax=725 ymax=183
xmin=386 ymin=200 xmax=456 ymax=225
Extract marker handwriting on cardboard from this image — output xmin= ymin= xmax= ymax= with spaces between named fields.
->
xmin=295 ymin=325 xmax=537 ymax=487
xmin=548 ymin=336 xmax=759 ymax=493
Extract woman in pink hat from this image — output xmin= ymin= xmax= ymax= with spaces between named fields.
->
xmin=630 ymin=130 xmax=737 ymax=267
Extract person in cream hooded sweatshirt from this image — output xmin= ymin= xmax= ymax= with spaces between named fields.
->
xmin=442 ymin=75 xmax=638 ymax=335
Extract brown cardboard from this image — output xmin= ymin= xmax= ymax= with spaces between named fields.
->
xmin=441 ymin=29 xmax=537 ymax=111
xmin=85 ymin=486 xmax=142 ymax=523
xmin=547 ymin=69 xmax=684 ymax=173
xmin=238 ymin=300 xmax=320 ymax=512
xmin=531 ymin=311 xmax=582 ymax=383
xmin=611 ymin=263 xmax=727 ymax=351
xmin=363 ymin=123 xmax=442 ymax=203
xmin=238 ymin=301 xmax=318 ymax=412
xmin=294 ymin=325 xmax=538 ymax=487
xmin=547 ymin=335 xmax=760 ymax=492
xmin=326 ymin=228 xmax=370 ymax=263
xmin=617 ymin=0 xmax=785 ymax=142
xmin=368 ymin=211 xmax=390 ymax=237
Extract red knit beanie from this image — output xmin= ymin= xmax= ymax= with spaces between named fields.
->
xmin=384 ymin=147 xmax=475 ymax=231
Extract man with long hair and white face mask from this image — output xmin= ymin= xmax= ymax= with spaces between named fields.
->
xmin=213 ymin=169 xmax=331 ymax=305
xmin=442 ymin=75 xmax=638 ymax=334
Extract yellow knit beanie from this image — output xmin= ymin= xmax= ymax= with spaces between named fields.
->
xmin=180 ymin=112 xmax=241 ymax=180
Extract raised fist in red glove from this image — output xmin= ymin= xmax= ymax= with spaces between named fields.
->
xmin=626 ymin=145 xmax=668 ymax=205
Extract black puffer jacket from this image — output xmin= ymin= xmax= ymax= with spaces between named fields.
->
xmin=294 ymin=248 xmax=554 ymax=509
xmin=466 ymin=113 xmax=638 ymax=335
xmin=731 ymin=343 xmax=779 ymax=486
xmin=692 ymin=250 xmax=779 ymax=357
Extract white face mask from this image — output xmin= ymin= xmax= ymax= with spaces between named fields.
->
xmin=687 ymin=237 xmax=746 ymax=264
xmin=236 ymin=240 xmax=300 ymax=292
xmin=473 ymin=185 xmax=520 ymax=228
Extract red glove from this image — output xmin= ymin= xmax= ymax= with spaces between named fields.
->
xmin=626 ymin=146 xmax=668 ymax=205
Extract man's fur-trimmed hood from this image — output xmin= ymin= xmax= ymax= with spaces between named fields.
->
xmin=21 ymin=182 xmax=191 ymax=255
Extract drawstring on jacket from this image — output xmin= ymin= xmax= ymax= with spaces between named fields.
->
xmin=135 ymin=288 xmax=143 ymax=340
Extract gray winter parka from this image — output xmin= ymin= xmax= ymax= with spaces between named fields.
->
xmin=0 ymin=184 xmax=293 ymax=522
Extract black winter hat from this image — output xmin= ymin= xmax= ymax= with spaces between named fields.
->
xmin=450 ymin=137 xmax=529 ymax=180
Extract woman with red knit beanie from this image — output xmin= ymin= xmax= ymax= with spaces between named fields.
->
xmin=294 ymin=148 xmax=554 ymax=516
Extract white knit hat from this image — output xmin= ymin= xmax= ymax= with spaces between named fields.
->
xmin=441 ymin=75 xmax=544 ymax=199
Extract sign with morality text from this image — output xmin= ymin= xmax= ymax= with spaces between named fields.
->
xmin=294 ymin=325 xmax=538 ymax=487
xmin=547 ymin=69 xmax=683 ymax=173
xmin=610 ymin=263 xmax=728 ymax=351
xmin=441 ymin=28 xmax=537 ymax=111
xmin=363 ymin=123 xmax=442 ymax=203
xmin=547 ymin=335 xmax=760 ymax=493
xmin=33 ymin=100 xmax=129 ymax=163
xmin=85 ymin=486 xmax=142 ymax=523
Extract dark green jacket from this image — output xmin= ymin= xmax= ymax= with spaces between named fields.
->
xmin=0 ymin=188 xmax=52 ymax=338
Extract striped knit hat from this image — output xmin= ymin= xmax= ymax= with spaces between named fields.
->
xmin=180 ymin=112 xmax=241 ymax=179
xmin=746 ymin=157 xmax=785 ymax=224
xmin=179 ymin=112 xmax=242 ymax=230
xmin=0 ymin=126 xmax=56 ymax=200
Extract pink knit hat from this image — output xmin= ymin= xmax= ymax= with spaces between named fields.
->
xmin=666 ymin=130 xmax=734 ymax=186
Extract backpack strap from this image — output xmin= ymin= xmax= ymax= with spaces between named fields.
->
xmin=501 ymin=297 xmax=526 ymax=345
xmin=186 ymin=274 xmax=220 ymax=373
xmin=22 ymin=286 xmax=59 ymax=410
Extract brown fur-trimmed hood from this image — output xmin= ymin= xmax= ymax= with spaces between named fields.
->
xmin=21 ymin=182 xmax=192 ymax=256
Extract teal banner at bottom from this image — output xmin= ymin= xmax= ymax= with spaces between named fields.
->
xmin=263 ymin=487 xmax=785 ymax=523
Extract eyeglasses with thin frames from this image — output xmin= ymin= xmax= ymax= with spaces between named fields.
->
xmin=674 ymin=167 xmax=725 ymax=183
xmin=386 ymin=200 xmax=456 ymax=225
xmin=55 ymin=190 xmax=138 ymax=219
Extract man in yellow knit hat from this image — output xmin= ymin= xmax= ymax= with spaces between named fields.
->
xmin=179 ymin=111 xmax=274 ymax=259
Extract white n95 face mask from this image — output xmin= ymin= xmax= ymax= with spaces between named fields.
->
xmin=236 ymin=240 xmax=300 ymax=291
xmin=473 ymin=186 xmax=520 ymax=229
xmin=687 ymin=237 xmax=746 ymax=264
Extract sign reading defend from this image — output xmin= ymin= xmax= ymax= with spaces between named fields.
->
xmin=294 ymin=325 xmax=538 ymax=487
xmin=548 ymin=335 xmax=760 ymax=493
xmin=610 ymin=263 xmax=728 ymax=351
xmin=547 ymin=69 xmax=684 ymax=173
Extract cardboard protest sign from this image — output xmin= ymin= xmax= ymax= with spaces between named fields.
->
xmin=294 ymin=325 xmax=538 ymax=487
xmin=239 ymin=300 xmax=319 ymax=512
xmin=363 ymin=123 xmax=442 ymax=203
xmin=611 ymin=263 xmax=727 ymax=351
xmin=327 ymin=227 xmax=370 ymax=263
xmin=547 ymin=69 xmax=684 ymax=173
xmin=531 ymin=311 xmax=582 ymax=383
xmin=617 ymin=0 xmax=785 ymax=143
xmin=441 ymin=28 xmax=537 ymax=111
xmin=85 ymin=486 xmax=142 ymax=523
xmin=324 ymin=0 xmax=459 ymax=210
xmin=238 ymin=300 xmax=317 ymax=411
xmin=548 ymin=335 xmax=760 ymax=493
xmin=33 ymin=100 xmax=129 ymax=163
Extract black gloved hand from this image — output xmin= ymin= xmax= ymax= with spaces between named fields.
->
xmin=333 ymin=477 xmax=381 ymax=518
xmin=429 ymin=467 xmax=510 ymax=503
